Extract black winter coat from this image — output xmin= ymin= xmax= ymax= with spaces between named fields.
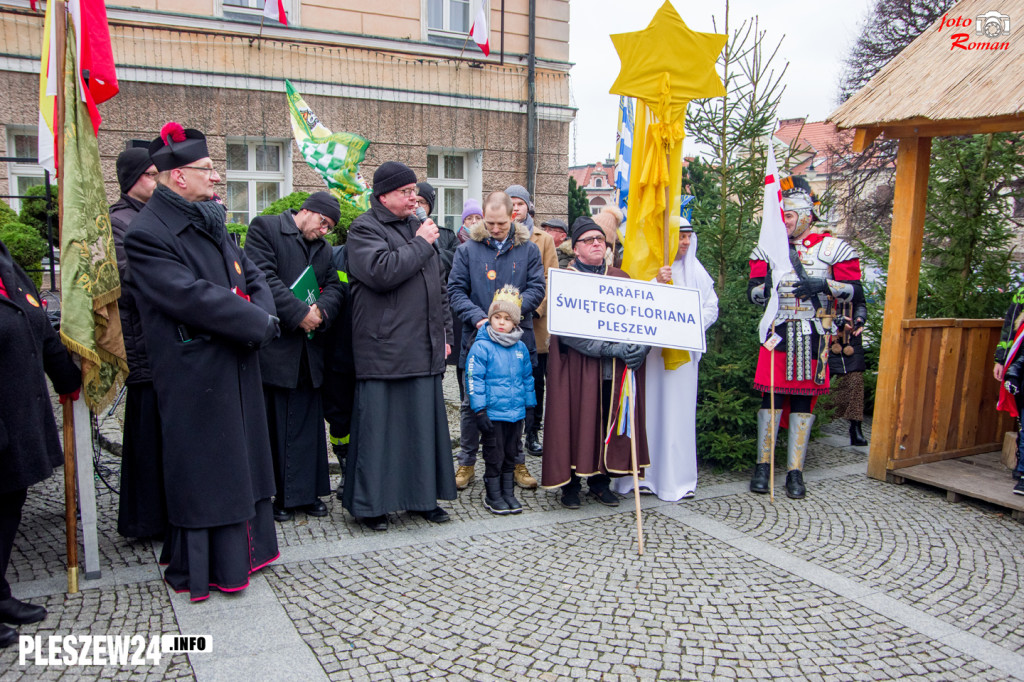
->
xmin=436 ymin=225 xmax=460 ymax=279
xmin=124 ymin=189 xmax=278 ymax=528
xmin=244 ymin=211 xmax=343 ymax=389
xmin=324 ymin=245 xmax=355 ymax=374
xmin=0 ymin=240 xmax=81 ymax=494
xmin=110 ymin=193 xmax=152 ymax=383
xmin=346 ymin=196 xmax=453 ymax=380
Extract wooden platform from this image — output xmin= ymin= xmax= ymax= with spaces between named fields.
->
xmin=891 ymin=451 xmax=1024 ymax=522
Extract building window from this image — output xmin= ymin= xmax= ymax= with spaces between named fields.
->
xmin=426 ymin=0 xmax=487 ymax=46
xmin=427 ymin=152 xmax=472 ymax=231
xmin=222 ymin=0 xmax=292 ymax=25
xmin=5 ymin=129 xmax=46 ymax=212
xmin=225 ymin=140 xmax=288 ymax=225
xmin=594 ymin=177 xmax=602 ymax=188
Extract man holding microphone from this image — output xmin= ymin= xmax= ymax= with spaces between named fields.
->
xmin=341 ymin=162 xmax=456 ymax=531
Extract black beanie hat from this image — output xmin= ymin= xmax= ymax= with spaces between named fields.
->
xmin=148 ymin=122 xmax=209 ymax=172
xmin=372 ymin=161 xmax=417 ymax=197
xmin=116 ymin=148 xmax=154 ymax=195
xmin=570 ymin=216 xmax=604 ymax=247
xmin=416 ymin=181 xmax=436 ymax=214
xmin=301 ymin=191 xmax=341 ymax=225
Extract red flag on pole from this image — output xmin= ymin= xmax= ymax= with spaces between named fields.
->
xmin=470 ymin=4 xmax=490 ymax=56
xmin=263 ymin=0 xmax=288 ymax=26
xmin=69 ymin=0 xmax=119 ymax=135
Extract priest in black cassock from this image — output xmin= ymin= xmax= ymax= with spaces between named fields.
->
xmin=245 ymin=192 xmax=344 ymax=522
xmin=124 ymin=122 xmax=281 ymax=601
xmin=342 ymin=162 xmax=456 ymax=531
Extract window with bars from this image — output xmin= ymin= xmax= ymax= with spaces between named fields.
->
xmin=224 ymin=140 xmax=288 ymax=225
xmin=427 ymin=152 xmax=469 ymax=232
xmin=5 ymin=129 xmax=45 ymax=212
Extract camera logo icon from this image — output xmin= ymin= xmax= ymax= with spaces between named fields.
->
xmin=976 ymin=10 xmax=1011 ymax=38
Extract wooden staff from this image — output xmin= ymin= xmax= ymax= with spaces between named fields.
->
xmin=627 ymin=369 xmax=644 ymax=556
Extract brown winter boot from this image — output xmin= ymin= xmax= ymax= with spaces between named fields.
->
xmin=455 ymin=465 xmax=475 ymax=490
xmin=514 ymin=463 xmax=538 ymax=489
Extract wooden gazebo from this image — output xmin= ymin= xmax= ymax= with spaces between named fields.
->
xmin=829 ymin=0 xmax=1024 ymax=514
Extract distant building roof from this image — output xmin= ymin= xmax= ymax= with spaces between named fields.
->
xmin=774 ymin=118 xmax=852 ymax=175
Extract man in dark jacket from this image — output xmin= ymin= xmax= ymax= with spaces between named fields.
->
xmin=342 ymin=161 xmax=455 ymax=531
xmin=322 ymin=243 xmax=355 ymax=499
xmin=448 ymin=191 xmax=545 ymax=491
xmin=124 ymin=123 xmax=281 ymax=601
xmin=416 ymin=181 xmax=460 ymax=279
xmin=109 ymin=147 xmax=166 ymax=539
xmin=0 ymin=239 xmax=81 ymax=647
xmin=245 ymin=192 xmax=344 ymax=522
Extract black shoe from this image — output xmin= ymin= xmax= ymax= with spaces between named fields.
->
xmin=415 ymin=507 xmax=451 ymax=524
xmin=302 ymin=499 xmax=329 ymax=517
xmin=589 ymin=488 xmax=620 ymax=507
xmin=749 ymin=463 xmax=770 ymax=494
xmin=0 ymin=598 xmax=46 ymax=626
xmin=335 ymin=483 xmax=344 ymax=501
xmin=525 ymin=430 xmax=543 ymax=456
xmin=849 ymin=420 xmax=868 ymax=447
xmin=272 ymin=501 xmax=294 ymax=523
xmin=1014 ymin=479 xmax=1024 ymax=496
xmin=0 ymin=624 xmax=16 ymax=648
xmin=359 ymin=515 xmax=388 ymax=531
xmin=500 ymin=471 xmax=522 ymax=514
xmin=785 ymin=470 xmax=806 ymax=499
xmin=560 ymin=489 xmax=581 ymax=509
xmin=484 ymin=476 xmax=511 ymax=515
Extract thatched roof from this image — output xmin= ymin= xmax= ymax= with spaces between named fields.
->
xmin=830 ymin=0 xmax=1024 ymax=130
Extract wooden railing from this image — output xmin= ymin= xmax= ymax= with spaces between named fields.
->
xmin=885 ymin=318 xmax=1013 ymax=470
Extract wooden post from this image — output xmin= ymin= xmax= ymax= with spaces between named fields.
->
xmin=867 ymin=135 xmax=931 ymax=481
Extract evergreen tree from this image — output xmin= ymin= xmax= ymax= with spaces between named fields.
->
xmin=684 ymin=11 xmax=787 ymax=469
xmin=568 ymin=176 xmax=591 ymax=225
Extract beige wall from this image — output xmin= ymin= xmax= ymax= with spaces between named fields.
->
xmin=0 ymin=71 xmax=569 ymax=224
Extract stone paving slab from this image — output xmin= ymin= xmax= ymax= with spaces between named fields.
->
xmin=267 ymin=512 xmax=1008 ymax=681
xmin=686 ymin=474 xmax=1024 ymax=655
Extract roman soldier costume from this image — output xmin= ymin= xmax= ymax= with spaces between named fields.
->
xmin=747 ymin=176 xmax=864 ymax=498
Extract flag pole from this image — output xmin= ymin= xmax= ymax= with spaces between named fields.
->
xmin=769 ymin=325 xmax=775 ymax=504
xmin=54 ymin=0 xmax=78 ymax=595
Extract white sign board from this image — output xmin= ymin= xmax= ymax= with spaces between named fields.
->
xmin=546 ymin=268 xmax=706 ymax=352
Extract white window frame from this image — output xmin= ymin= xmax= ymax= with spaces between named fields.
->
xmin=216 ymin=0 xmax=299 ymax=26
xmin=5 ymin=127 xmax=46 ymax=213
xmin=224 ymin=138 xmax=291 ymax=225
xmin=426 ymin=148 xmax=482 ymax=231
xmin=422 ymin=0 xmax=486 ymax=41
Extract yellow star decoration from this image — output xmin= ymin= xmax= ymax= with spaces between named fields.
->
xmin=609 ymin=1 xmax=726 ymax=121
xmin=610 ymin=1 xmax=726 ymax=371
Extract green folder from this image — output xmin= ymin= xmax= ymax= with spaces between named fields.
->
xmin=289 ymin=265 xmax=319 ymax=338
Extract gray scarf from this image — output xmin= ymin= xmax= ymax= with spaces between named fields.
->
xmin=156 ymin=184 xmax=227 ymax=242
xmin=486 ymin=324 xmax=524 ymax=348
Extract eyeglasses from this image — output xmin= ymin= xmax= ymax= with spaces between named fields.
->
xmin=396 ymin=188 xmax=418 ymax=197
xmin=578 ymin=235 xmax=606 ymax=246
xmin=318 ymin=216 xmax=334 ymax=230
xmin=181 ymin=166 xmax=217 ymax=174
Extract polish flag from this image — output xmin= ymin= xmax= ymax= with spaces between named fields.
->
xmin=470 ymin=4 xmax=490 ymax=56
xmin=263 ymin=0 xmax=288 ymax=26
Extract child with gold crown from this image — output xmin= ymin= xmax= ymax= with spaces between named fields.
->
xmin=465 ymin=285 xmax=537 ymax=514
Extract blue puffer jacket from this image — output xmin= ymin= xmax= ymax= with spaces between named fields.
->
xmin=466 ymin=325 xmax=537 ymax=422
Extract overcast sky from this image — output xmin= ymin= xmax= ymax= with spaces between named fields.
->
xmin=566 ymin=0 xmax=877 ymax=165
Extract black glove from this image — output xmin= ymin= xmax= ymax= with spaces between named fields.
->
xmin=622 ymin=344 xmax=648 ymax=370
xmin=524 ymin=407 xmax=535 ymax=432
xmin=260 ymin=315 xmax=281 ymax=347
xmin=475 ymin=410 xmax=494 ymax=436
xmin=601 ymin=343 xmax=629 ymax=359
xmin=852 ymin=316 xmax=866 ymax=333
xmin=793 ymin=277 xmax=829 ymax=300
xmin=764 ymin=269 xmax=773 ymax=296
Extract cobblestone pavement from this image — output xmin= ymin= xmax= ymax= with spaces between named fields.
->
xmin=2 ymin=379 xmax=1022 ymax=680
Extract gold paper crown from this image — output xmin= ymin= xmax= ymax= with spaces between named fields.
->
xmin=492 ymin=284 xmax=522 ymax=309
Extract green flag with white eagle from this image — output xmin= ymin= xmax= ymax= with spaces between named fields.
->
xmin=59 ymin=24 xmax=128 ymax=412
xmin=286 ymin=80 xmax=372 ymax=211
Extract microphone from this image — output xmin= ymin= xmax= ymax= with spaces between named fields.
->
xmin=415 ymin=207 xmax=441 ymax=254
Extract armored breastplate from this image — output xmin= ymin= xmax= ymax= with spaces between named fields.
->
xmin=775 ymin=241 xmax=833 ymax=325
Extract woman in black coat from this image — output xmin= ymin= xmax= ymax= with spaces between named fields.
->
xmin=0 ymin=239 xmax=81 ymax=648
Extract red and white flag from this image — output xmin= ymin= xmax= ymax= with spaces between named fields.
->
xmin=263 ymin=0 xmax=288 ymax=26
xmin=756 ymin=140 xmax=795 ymax=345
xmin=470 ymin=4 xmax=489 ymax=56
